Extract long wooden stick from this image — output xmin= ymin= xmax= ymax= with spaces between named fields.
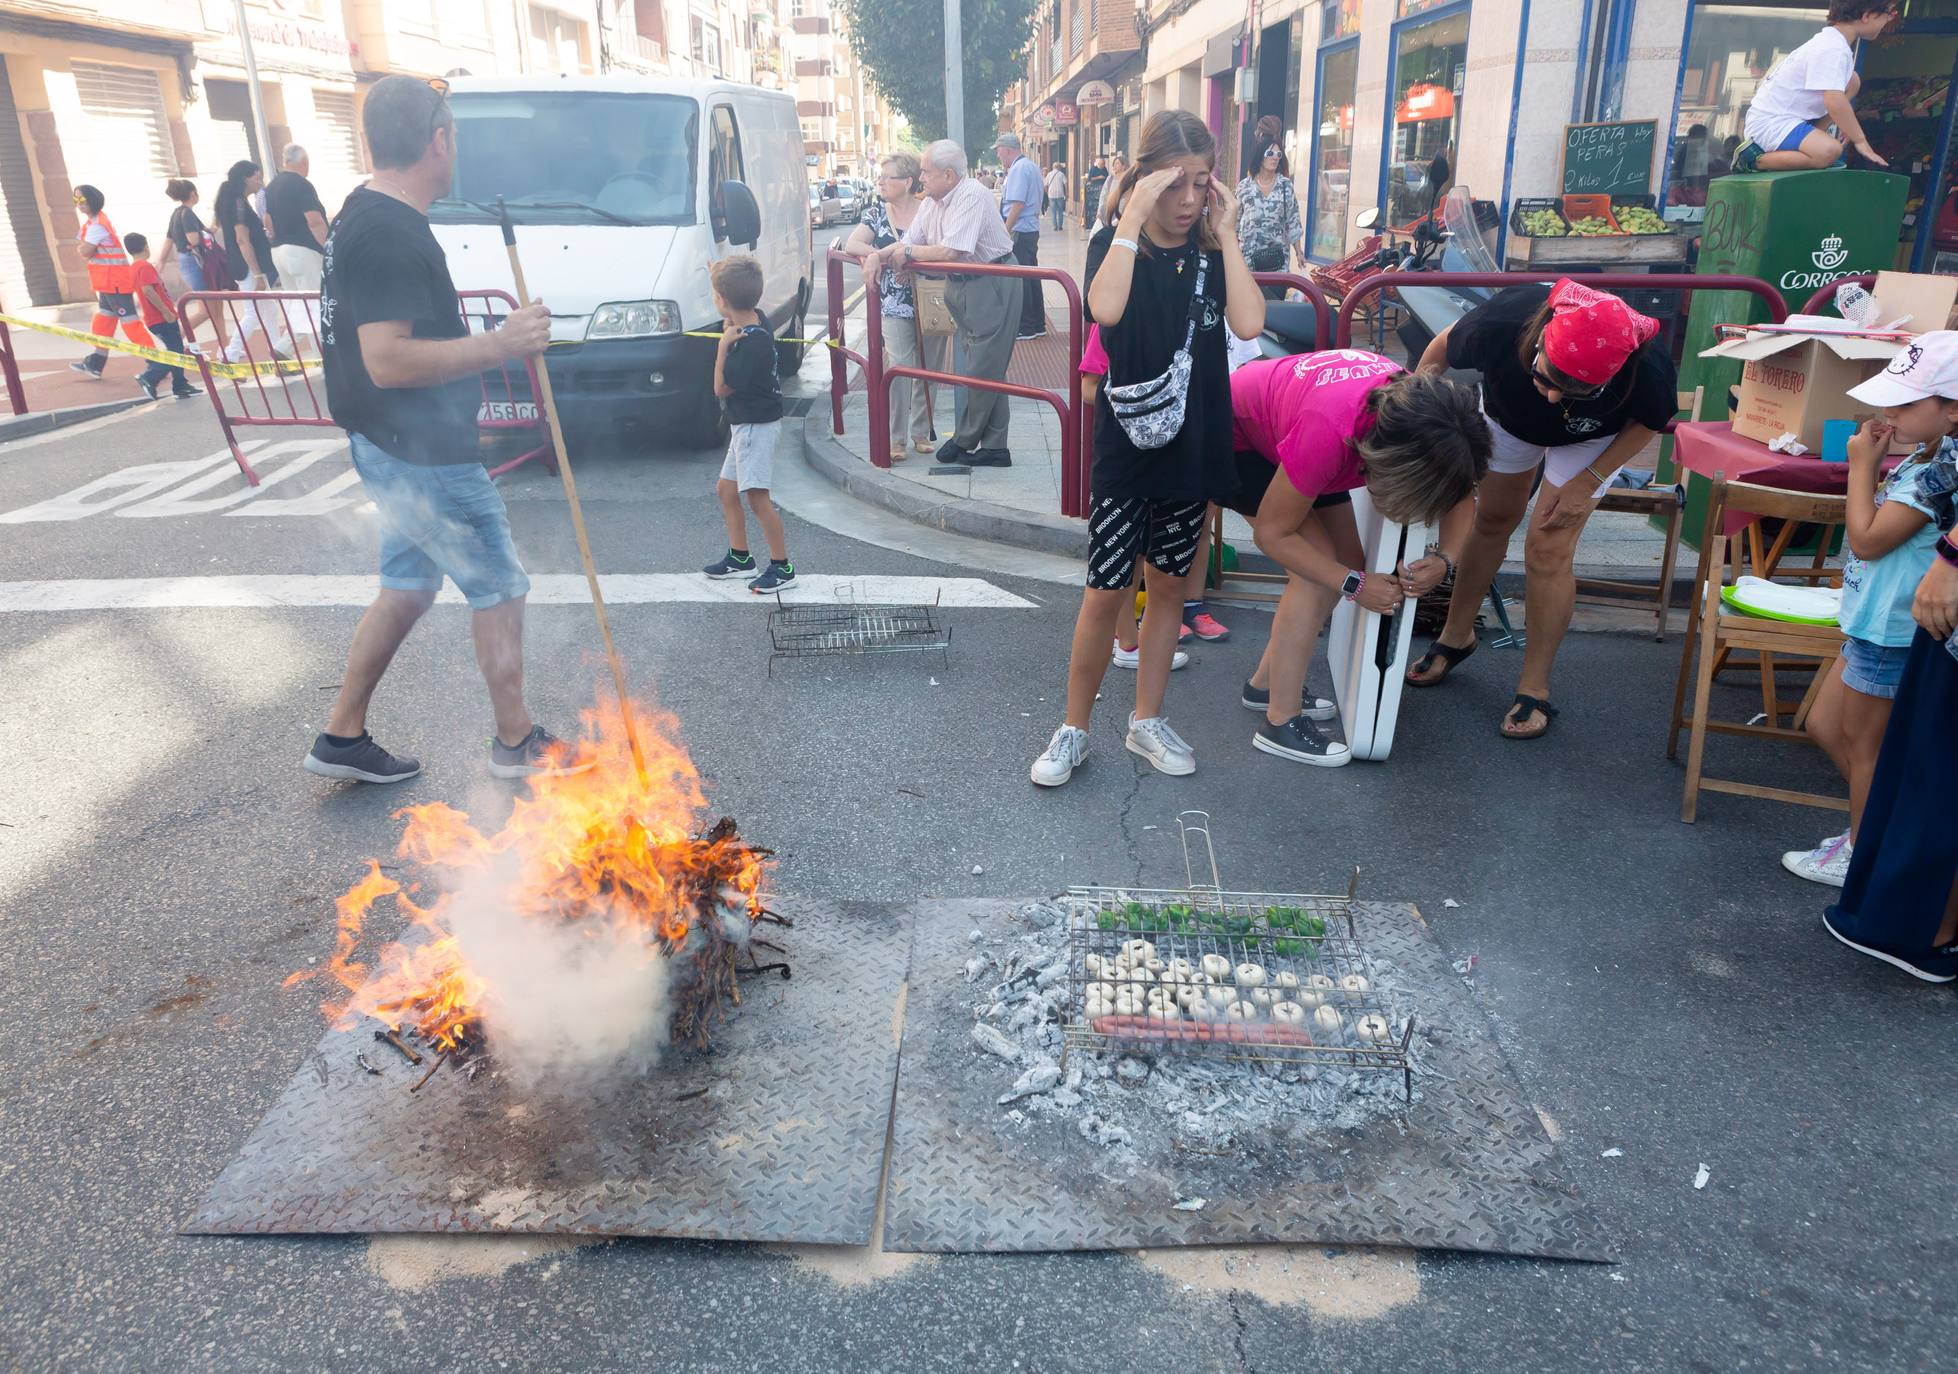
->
xmin=496 ymin=201 xmax=649 ymax=785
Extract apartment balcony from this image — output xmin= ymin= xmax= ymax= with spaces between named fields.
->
xmin=1037 ymin=0 xmax=1140 ymax=108
xmin=632 ymin=34 xmax=668 ymax=65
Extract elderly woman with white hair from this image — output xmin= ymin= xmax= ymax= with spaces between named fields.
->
xmin=864 ymin=139 xmax=1023 ymax=468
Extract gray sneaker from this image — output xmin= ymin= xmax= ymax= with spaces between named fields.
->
xmin=303 ymin=732 xmax=421 ymax=784
xmin=1125 ymin=713 xmax=1195 ymax=776
xmin=490 ymin=724 xmax=596 ymax=779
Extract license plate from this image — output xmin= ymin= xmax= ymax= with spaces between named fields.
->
xmin=478 ymin=400 xmax=538 ymax=421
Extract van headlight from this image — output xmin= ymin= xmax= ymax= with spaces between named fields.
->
xmin=587 ymin=300 xmax=682 ymax=339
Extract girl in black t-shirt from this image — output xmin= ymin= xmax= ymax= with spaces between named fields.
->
xmin=1031 ymin=110 xmax=1264 ymax=788
xmin=1406 ymin=278 xmax=1678 ymax=741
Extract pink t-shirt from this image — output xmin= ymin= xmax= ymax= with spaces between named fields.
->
xmin=1230 ymin=350 xmax=1401 ymax=498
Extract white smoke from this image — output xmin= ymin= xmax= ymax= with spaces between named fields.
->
xmin=441 ymin=853 xmax=676 ymax=1091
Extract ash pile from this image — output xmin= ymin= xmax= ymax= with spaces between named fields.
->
xmin=963 ymin=901 xmax=1421 ymax=1166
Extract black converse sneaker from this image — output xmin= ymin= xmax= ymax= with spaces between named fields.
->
xmin=1240 ymin=679 xmax=1338 ymax=721
xmin=1252 ymin=714 xmax=1351 ymax=767
xmin=748 ymin=560 xmax=796 ymax=594
xmin=704 ymin=550 xmax=758 ymax=579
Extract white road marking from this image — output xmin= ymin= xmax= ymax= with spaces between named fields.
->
xmin=0 ymin=573 xmax=1037 ymax=613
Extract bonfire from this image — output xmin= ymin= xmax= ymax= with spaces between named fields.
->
xmin=288 ymin=700 xmax=781 ymax=1072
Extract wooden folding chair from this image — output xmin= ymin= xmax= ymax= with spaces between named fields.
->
xmin=1677 ymin=479 xmax=1849 ymax=823
xmin=1574 ymin=387 xmax=1697 ymax=641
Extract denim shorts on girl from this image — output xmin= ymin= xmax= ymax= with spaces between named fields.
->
xmin=348 ymin=433 xmax=531 ymax=609
xmin=1840 ymin=635 xmax=1912 ymax=700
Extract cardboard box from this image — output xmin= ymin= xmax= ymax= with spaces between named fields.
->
xmin=1697 ymin=272 xmax=1957 ymax=453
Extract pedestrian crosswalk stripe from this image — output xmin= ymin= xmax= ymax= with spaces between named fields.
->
xmin=0 ymin=573 xmax=1038 ymax=613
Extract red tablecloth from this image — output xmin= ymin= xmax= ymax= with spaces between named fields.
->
xmin=1672 ymin=420 xmax=1891 ymax=534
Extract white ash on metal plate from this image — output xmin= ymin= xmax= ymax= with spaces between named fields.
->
xmin=962 ymin=903 xmax=1422 ymax=1165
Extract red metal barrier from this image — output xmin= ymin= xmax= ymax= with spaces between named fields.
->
xmin=832 ymin=247 xmax=1089 ymax=516
xmin=0 ymin=318 xmax=25 ymax=416
xmin=179 ymin=287 xmax=556 ymax=486
xmin=1251 ymin=273 xmax=1333 ymax=350
xmin=1333 ymin=271 xmax=1791 ymax=349
xmin=825 ymin=248 xmax=867 ymax=438
xmin=1799 ymin=275 xmax=1877 ymax=319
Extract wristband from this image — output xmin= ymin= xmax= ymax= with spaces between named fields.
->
xmin=1937 ymin=532 xmax=1958 ymax=569
xmin=1430 ymin=549 xmax=1456 ymax=581
xmin=1583 ymin=464 xmax=1613 ymax=489
xmin=1110 ymin=236 xmax=1139 ymax=254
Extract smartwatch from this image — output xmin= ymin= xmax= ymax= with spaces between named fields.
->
xmin=1937 ymin=532 xmax=1958 ymax=569
xmin=1341 ymin=570 xmax=1366 ymax=601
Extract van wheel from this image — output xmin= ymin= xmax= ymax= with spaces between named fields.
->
xmin=678 ymin=385 xmax=729 ymax=451
xmin=776 ymin=298 xmax=808 ymax=374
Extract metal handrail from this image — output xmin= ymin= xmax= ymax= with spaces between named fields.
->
xmin=1333 ymin=271 xmax=1792 ymax=349
xmin=1250 ymin=272 xmax=1333 ymax=350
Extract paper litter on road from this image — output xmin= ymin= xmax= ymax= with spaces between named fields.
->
xmin=1693 ymin=1163 xmax=1710 ymax=1190
xmin=1601 ymin=1148 xmax=1624 ymax=1158
xmin=1443 ymin=899 xmax=1461 ymax=909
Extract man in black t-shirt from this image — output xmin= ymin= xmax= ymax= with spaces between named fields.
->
xmin=266 ymin=144 xmax=329 ymax=291
xmin=305 ymin=75 xmax=582 ymax=787
xmin=1082 ymin=157 xmax=1109 ymax=229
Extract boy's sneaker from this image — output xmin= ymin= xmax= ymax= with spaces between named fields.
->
xmin=704 ymin=550 xmax=758 ymax=579
xmin=137 ymin=377 xmax=160 ymax=400
xmin=70 ymin=357 xmax=103 ymax=378
xmin=1821 ymin=911 xmax=1958 ymax=984
xmin=303 ymin=732 xmax=421 ymax=784
xmin=1125 ymin=713 xmax=1195 ymax=776
xmin=1252 ymin=714 xmax=1351 ymax=768
xmin=1781 ymin=831 xmax=1852 ymax=888
xmin=748 ymin=560 xmax=796 ymax=594
xmin=1732 ymin=139 xmax=1762 ymax=173
xmin=1111 ymin=638 xmax=1189 ymax=671
xmin=1241 ymin=680 xmax=1338 ymax=721
xmin=171 ymin=383 xmax=202 ymax=398
xmin=490 ymin=724 xmax=596 ymax=780
xmin=1186 ymin=609 xmax=1231 ymax=641
xmin=1031 ymin=724 xmax=1089 ymax=787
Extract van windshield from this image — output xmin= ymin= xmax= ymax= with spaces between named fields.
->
xmin=439 ymin=92 xmax=699 ymax=226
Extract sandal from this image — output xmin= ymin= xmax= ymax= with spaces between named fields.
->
xmin=1407 ymin=637 xmax=1476 ymax=688
xmin=889 ymin=449 xmax=908 ymax=464
xmin=1500 ymin=694 xmax=1558 ymax=741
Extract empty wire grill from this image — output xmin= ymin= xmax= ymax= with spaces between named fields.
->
xmin=766 ymin=594 xmax=951 ymax=675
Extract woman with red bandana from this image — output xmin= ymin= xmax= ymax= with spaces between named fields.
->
xmin=1404 ymin=278 xmax=1678 ymax=739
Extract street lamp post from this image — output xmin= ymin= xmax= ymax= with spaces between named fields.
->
xmin=232 ymin=0 xmax=275 ymax=171
xmin=943 ymin=0 xmax=964 ymax=149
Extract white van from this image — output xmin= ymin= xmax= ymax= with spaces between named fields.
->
xmin=429 ymin=76 xmax=812 ymax=448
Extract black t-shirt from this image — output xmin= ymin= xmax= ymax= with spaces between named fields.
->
xmin=266 ymin=171 xmax=327 ymax=253
xmin=320 ymin=187 xmax=480 ymax=465
xmin=1085 ymin=225 xmax=1235 ymax=504
xmin=722 ymin=319 xmax=783 ymax=425
xmin=167 ymin=204 xmax=204 ymax=254
xmin=1447 ymin=283 xmax=1677 ymax=448
xmin=1085 ymin=166 xmax=1109 ymax=192
xmin=220 ymin=192 xmax=278 ymax=285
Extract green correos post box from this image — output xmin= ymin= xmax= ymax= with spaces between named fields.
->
xmin=1661 ymin=168 xmax=1908 ymax=548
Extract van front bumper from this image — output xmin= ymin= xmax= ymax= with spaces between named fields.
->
xmin=482 ymin=333 xmax=717 ymax=429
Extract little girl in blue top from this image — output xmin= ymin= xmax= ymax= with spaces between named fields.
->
xmin=1782 ymin=332 xmax=1958 ymax=887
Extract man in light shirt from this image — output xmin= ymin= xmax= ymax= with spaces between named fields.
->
xmin=874 ymin=139 xmax=1021 ymax=468
xmin=1044 ymin=161 xmax=1067 ymax=231
xmin=997 ymin=132 xmax=1047 ymax=340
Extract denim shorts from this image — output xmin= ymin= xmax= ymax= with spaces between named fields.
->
xmin=1840 ymin=636 xmax=1911 ymax=699
xmin=348 ymin=433 xmax=531 ymax=610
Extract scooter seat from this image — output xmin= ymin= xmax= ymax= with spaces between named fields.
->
xmin=1261 ymin=301 xmax=1321 ymax=350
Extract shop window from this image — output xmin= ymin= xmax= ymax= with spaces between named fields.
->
xmin=1668 ymin=4 xmax=1826 ymax=210
xmin=1309 ymin=43 xmax=1359 ymax=259
xmin=1384 ymin=9 xmax=1468 ymax=227
xmin=1859 ymin=12 xmax=1958 ymax=264
xmin=1399 ymin=0 xmax=1455 ymax=15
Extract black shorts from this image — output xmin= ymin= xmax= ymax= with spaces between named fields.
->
xmin=1085 ymin=496 xmax=1207 ymax=590
xmin=94 ymin=291 xmax=137 ymax=319
xmin=1220 ymin=450 xmax=1355 ymax=519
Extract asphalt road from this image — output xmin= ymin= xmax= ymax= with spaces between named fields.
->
xmin=0 ymin=395 xmax=1951 ymax=1372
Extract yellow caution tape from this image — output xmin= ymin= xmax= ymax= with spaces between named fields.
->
xmin=0 ymin=311 xmax=320 ymax=380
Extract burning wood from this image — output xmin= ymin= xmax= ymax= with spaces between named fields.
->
xmin=286 ymin=701 xmax=776 ymax=1075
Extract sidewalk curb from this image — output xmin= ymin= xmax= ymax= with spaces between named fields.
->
xmin=0 ymin=396 xmax=150 ymax=445
xmin=799 ymin=413 xmax=1089 ymax=560
xmin=798 ymin=418 xmax=1692 ymax=598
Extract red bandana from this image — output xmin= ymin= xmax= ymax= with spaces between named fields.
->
xmin=1540 ymin=277 xmax=1661 ymax=387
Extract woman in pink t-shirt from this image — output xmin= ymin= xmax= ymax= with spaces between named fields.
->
xmin=1225 ymin=350 xmax=1489 ymax=765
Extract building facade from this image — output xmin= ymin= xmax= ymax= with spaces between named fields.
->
xmin=1011 ymin=0 xmax=1958 ymax=272
xmin=790 ymin=0 xmax=896 ymax=177
xmin=0 ymin=0 xmax=820 ymax=309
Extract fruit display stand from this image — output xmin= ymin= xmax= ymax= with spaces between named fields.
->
xmin=1505 ymin=196 xmax=1689 ymax=268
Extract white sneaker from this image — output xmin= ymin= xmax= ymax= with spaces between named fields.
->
xmin=1111 ymin=638 xmax=1190 ymax=671
xmin=1031 ymin=724 xmax=1089 ymax=787
xmin=1780 ymin=832 xmax=1852 ymax=888
xmin=1125 ymin=713 xmax=1196 ymax=776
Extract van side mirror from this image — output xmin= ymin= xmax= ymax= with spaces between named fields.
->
xmin=719 ymin=179 xmax=761 ymax=247
xmin=1354 ymin=207 xmax=1380 ymax=230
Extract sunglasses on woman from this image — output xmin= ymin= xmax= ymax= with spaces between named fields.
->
xmin=1532 ymin=355 xmax=1602 ymax=400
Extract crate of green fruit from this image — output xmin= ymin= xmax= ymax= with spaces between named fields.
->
xmin=1509 ymin=197 xmax=1571 ymax=238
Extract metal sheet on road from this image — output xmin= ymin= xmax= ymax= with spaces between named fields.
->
xmin=883 ymin=899 xmax=1613 ymax=1261
xmin=185 ymin=897 xmax=912 ymax=1243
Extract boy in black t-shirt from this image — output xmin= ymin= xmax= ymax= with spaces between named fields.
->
xmin=702 ymin=256 xmax=794 ymax=593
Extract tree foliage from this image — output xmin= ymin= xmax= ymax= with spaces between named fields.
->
xmin=836 ymin=0 xmax=1040 ymax=154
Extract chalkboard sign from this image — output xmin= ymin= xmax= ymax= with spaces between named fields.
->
xmin=1561 ymin=120 xmax=1657 ymax=197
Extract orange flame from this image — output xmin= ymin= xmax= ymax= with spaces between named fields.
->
xmin=289 ymin=700 xmax=767 ymax=1050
